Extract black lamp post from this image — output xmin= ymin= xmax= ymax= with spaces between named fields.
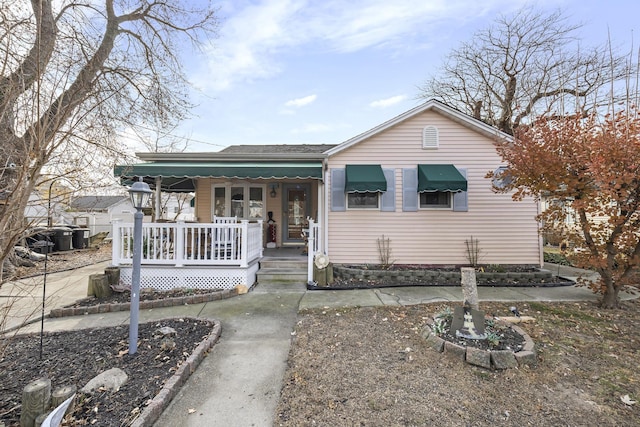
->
xmin=127 ymin=178 xmax=152 ymax=354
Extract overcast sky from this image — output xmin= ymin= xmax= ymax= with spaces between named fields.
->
xmin=166 ymin=0 xmax=639 ymax=152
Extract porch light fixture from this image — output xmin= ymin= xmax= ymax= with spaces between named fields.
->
xmin=270 ymin=183 xmax=278 ymax=198
xmin=127 ymin=178 xmax=152 ymax=355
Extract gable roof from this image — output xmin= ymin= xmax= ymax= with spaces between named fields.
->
xmin=326 ymin=99 xmax=512 ymax=156
xmin=70 ymin=196 xmax=128 ymax=211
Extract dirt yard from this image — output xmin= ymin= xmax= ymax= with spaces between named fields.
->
xmin=275 ymin=299 xmax=640 ymax=426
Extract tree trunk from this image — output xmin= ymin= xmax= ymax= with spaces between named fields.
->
xmin=88 ymin=274 xmax=112 ymax=299
xmin=20 ymin=377 xmax=51 ymax=427
xmin=600 ymin=286 xmax=620 ymax=309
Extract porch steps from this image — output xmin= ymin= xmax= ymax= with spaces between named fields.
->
xmin=257 ymin=257 xmax=308 ymax=288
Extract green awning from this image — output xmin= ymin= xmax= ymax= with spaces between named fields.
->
xmin=417 ymin=164 xmax=467 ymax=192
xmin=345 ymin=164 xmax=387 ymax=192
xmin=114 ymin=161 xmax=323 ymax=192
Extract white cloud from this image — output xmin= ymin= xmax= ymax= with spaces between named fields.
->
xmin=285 ymin=94 xmax=317 ymax=108
xmin=369 ymin=95 xmax=407 ymax=108
xmin=196 ymin=0 xmax=532 ymax=91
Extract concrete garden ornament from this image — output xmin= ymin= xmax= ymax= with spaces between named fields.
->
xmin=314 ymin=253 xmax=330 ymax=270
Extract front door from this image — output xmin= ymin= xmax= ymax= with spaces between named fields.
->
xmin=282 ymin=184 xmax=310 ymax=245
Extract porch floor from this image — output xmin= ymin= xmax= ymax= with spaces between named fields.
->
xmin=262 ymin=246 xmax=307 ymax=260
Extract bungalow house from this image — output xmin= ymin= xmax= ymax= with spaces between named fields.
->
xmin=112 ymin=100 xmax=541 ymax=290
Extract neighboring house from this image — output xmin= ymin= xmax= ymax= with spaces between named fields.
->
xmin=68 ymin=196 xmax=133 ymax=236
xmin=112 ymin=100 xmax=541 ymax=290
xmin=24 ymin=191 xmax=69 ymax=226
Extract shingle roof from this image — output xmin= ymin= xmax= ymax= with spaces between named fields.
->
xmin=70 ymin=196 xmax=128 ymax=211
xmin=219 ymin=144 xmax=336 ymax=154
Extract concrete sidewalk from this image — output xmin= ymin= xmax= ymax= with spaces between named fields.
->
xmin=3 ymin=262 xmax=628 ymax=426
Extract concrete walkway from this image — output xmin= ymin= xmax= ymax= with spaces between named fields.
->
xmin=2 ymin=262 xmax=629 ymax=426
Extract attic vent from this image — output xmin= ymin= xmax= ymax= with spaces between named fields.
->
xmin=422 ymin=126 xmax=439 ymax=149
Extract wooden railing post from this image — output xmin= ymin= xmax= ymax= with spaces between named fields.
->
xmin=175 ymin=221 xmax=185 ymax=267
xmin=240 ymin=220 xmax=249 ymax=267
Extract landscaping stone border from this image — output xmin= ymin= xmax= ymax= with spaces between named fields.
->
xmin=129 ymin=317 xmax=221 ymax=427
xmin=422 ymin=317 xmax=537 ymax=370
xmin=49 ymin=289 xmax=238 ymax=318
xmin=332 ymin=264 xmax=574 ymax=288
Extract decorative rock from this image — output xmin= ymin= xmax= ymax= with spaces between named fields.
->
xmin=491 ymin=350 xmax=518 ymax=369
xmin=444 ymin=341 xmax=466 ymax=360
xmin=466 ymin=346 xmax=491 ymax=369
xmin=515 ymin=350 xmax=537 ymax=367
xmin=460 ymin=267 xmax=479 ymax=310
xmin=81 ymin=368 xmax=128 ymax=394
xmin=156 ymin=326 xmax=177 ymax=337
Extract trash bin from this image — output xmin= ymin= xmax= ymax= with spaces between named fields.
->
xmin=72 ymin=228 xmax=90 ymax=249
xmin=52 ymin=227 xmax=73 ymax=252
xmin=26 ymin=227 xmax=54 ymax=248
xmin=31 ymin=241 xmax=54 ymax=254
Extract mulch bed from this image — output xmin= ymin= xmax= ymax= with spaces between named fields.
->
xmin=0 ymin=318 xmax=217 ymax=427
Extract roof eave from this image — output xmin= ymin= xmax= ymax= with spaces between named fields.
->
xmin=136 ymin=152 xmax=329 ymax=162
xmin=325 ymin=99 xmax=513 ymax=156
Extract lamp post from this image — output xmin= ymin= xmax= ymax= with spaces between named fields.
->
xmin=128 ymin=178 xmax=152 ymax=354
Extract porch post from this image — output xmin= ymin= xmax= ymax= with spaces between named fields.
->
xmin=154 ymin=177 xmax=162 ymax=221
xmin=307 ymin=218 xmax=315 ymax=284
xmin=111 ymin=219 xmax=122 ymax=266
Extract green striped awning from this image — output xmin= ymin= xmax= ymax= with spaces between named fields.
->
xmin=345 ymin=164 xmax=387 ymax=192
xmin=114 ymin=161 xmax=323 ymax=192
xmin=417 ymin=164 xmax=467 ymax=192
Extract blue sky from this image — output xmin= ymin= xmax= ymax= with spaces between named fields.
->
xmin=170 ymin=0 xmax=639 ymax=152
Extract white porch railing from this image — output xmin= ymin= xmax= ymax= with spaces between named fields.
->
xmin=112 ymin=220 xmax=263 ymax=268
xmin=306 ymin=218 xmax=321 ymax=283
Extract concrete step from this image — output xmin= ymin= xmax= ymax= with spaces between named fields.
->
xmin=260 ymin=259 xmax=307 ymax=269
xmin=257 ymin=268 xmax=307 ymax=285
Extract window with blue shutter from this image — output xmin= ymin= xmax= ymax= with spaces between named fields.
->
xmin=452 ymin=168 xmax=468 ymax=212
xmin=380 ymin=168 xmax=395 ymax=212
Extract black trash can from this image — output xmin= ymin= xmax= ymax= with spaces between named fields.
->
xmin=72 ymin=228 xmax=90 ymax=249
xmin=31 ymin=240 xmax=55 ymax=254
xmin=52 ymin=227 xmax=73 ymax=252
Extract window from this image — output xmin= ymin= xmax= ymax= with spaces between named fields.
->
xmin=212 ymin=184 xmax=265 ymax=219
xmin=492 ymin=166 xmax=512 ymax=189
xmin=420 ymin=191 xmax=451 ymax=209
xmin=347 ymin=192 xmax=379 ymax=209
xmin=422 ymin=126 xmax=439 ymax=149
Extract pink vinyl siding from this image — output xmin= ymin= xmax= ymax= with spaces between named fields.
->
xmin=327 ymin=110 xmax=541 ymax=266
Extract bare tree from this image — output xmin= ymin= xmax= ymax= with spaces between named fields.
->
xmin=0 ymin=0 xmax=218 ymax=282
xmin=418 ymin=6 xmax=632 ymax=134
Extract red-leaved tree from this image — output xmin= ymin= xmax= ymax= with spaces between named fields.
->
xmin=491 ymin=110 xmax=640 ymax=308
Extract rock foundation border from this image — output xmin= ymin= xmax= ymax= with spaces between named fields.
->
xmin=422 ymin=318 xmax=537 ymax=370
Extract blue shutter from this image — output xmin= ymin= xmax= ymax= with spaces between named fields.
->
xmin=453 ymin=168 xmax=468 ymax=212
xmin=330 ymin=168 xmax=346 ymax=212
xmin=380 ymin=168 xmax=395 ymax=212
xmin=402 ymin=168 xmax=418 ymax=212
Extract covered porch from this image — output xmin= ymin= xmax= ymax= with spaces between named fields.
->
xmin=112 ymin=148 xmax=328 ymax=290
xmin=110 ymin=218 xmax=321 ymax=290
